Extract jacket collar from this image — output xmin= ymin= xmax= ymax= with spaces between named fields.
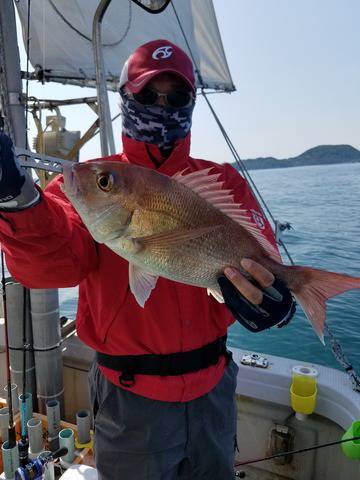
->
xmin=121 ymin=133 xmax=191 ymax=176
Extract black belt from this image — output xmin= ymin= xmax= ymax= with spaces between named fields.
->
xmin=96 ymin=335 xmax=231 ymax=387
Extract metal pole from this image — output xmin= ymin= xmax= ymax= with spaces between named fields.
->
xmin=92 ymin=0 xmax=116 ymax=156
xmin=0 ymin=0 xmax=26 ymax=144
xmin=29 ymin=97 xmax=98 ymax=110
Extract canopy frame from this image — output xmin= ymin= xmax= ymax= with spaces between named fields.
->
xmin=92 ymin=0 xmax=115 ymax=156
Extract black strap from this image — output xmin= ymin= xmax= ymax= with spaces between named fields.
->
xmin=96 ymin=335 xmax=230 ymax=387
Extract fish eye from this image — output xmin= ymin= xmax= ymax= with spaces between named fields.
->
xmin=96 ymin=172 xmax=114 ymax=192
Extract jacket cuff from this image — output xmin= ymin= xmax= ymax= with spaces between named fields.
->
xmin=0 ymin=187 xmax=63 ymax=237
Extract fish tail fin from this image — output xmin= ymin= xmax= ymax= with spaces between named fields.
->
xmin=289 ymin=266 xmax=360 ymax=344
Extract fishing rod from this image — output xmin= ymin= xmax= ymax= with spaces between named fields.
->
xmin=18 ymin=286 xmax=29 ymax=467
xmin=16 ymin=0 xmax=32 ymax=467
xmin=1 ymin=249 xmax=16 ymax=448
xmin=234 ymin=435 xmax=360 ymax=468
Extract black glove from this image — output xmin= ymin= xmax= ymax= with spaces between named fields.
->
xmin=218 ymin=275 xmax=296 ymax=332
xmin=0 ymin=133 xmax=39 ymax=210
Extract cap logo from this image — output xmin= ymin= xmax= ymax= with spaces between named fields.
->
xmin=152 ymin=46 xmax=173 ymax=60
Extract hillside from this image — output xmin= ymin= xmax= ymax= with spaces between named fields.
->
xmin=236 ymin=145 xmax=360 ymax=170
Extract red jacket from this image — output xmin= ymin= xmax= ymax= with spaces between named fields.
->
xmin=0 ymin=134 xmax=277 ymax=402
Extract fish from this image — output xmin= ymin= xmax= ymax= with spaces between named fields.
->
xmin=62 ymin=161 xmax=360 ymax=343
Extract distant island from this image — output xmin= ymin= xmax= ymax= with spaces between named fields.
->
xmin=234 ymin=145 xmax=360 ymax=170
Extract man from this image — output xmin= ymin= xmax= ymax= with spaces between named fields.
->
xmin=0 ymin=40 xmax=295 ymax=479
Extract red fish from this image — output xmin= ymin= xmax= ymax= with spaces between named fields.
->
xmin=62 ymin=162 xmax=360 ymax=343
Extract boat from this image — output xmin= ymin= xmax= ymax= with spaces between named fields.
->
xmin=0 ymin=1 xmax=359 ymax=478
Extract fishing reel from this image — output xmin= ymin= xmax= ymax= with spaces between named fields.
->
xmin=15 ymin=447 xmax=68 ymax=480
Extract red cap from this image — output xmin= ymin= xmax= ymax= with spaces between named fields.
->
xmin=119 ymin=39 xmax=196 ymax=93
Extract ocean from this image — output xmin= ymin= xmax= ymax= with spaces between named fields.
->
xmin=59 ymin=162 xmax=360 ymax=373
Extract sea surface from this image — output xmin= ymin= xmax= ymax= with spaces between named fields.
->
xmin=58 ymin=162 xmax=360 ymax=373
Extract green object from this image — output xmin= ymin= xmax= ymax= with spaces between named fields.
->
xmin=341 ymin=421 xmax=360 ymax=460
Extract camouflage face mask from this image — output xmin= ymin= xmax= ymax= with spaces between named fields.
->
xmin=120 ymin=93 xmax=194 ymax=150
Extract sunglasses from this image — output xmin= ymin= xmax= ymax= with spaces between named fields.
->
xmin=131 ymin=87 xmax=195 ymax=108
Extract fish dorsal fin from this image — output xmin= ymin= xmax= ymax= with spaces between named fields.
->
xmin=129 ymin=263 xmax=158 ymax=307
xmin=173 ymin=168 xmax=282 ymax=263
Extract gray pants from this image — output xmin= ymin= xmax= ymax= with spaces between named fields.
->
xmin=88 ymin=360 xmax=239 ymax=480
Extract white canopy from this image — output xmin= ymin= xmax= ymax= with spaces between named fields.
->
xmin=16 ymin=0 xmax=235 ymax=92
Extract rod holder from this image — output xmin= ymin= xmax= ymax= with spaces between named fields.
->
xmin=341 ymin=421 xmax=360 ymax=459
xmin=1 ymin=440 xmax=19 ymax=479
xmin=19 ymin=392 xmax=33 ymax=435
xmin=3 ymin=384 xmax=19 ymax=414
xmin=0 ymin=407 xmax=9 ymax=442
xmin=46 ymin=400 xmax=61 ymax=451
xmin=290 ymin=365 xmax=318 ymax=419
xmin=76 ymin=410 xmax=91 ymax=445
xmin=27 ymin=417 xmax=44 ymax=457
xmin=59 ymin=428 xmax=75 ymax=464
xmin=30 ymin=288 xmax=64 ymax=416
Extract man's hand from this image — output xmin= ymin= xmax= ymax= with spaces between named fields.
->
xmin=218 ymin=258 xmax=296 ymax=332
xmin=0 ymin=133 xmax=39 ymax=211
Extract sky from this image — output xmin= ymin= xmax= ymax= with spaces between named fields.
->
xmin=15 ymin=0 xmax=360 ymax=163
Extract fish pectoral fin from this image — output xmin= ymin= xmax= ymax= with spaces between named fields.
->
xmin=129 ymin=263 xmax=159 ymax=308
xmin=207 ymin=288 xmax=225 ymax=303
xmin=133 ymin=225 xmax=221 ymax=248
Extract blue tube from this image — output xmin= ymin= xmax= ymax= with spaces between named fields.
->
xmin=18 ymin=393 xmax=32 ymax=436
